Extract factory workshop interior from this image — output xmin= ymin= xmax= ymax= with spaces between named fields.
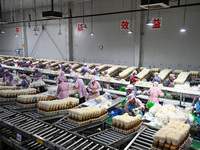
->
xmin=0 ymin=0 xmax=200 ymax=149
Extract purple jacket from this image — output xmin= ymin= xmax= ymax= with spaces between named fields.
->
xmin=0 ymin=66 xmax=4 ymax=77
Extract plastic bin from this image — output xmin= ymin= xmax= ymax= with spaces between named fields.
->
xmin=191 ymin=140 xmax=200 ymax=149
xmin=108 ymin=107 xmax=123 ymax=118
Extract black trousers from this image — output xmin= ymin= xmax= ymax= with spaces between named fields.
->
xmin=79 ymin=97 xmax=85 ymax=104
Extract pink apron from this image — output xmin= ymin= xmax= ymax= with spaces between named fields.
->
xmin=104 ymin=74 xmax=110 ymax=89
xmin=76 ymin=78 xmax=87 ymax=98
xmin=88 ymin=82 xmax=100 ymax=99
xmin=57 ymin=82 xmax=69 ymax=99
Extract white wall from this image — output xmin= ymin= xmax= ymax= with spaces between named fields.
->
xmin=0 ymin=0 xmax=200 ymax=71
xmin=141 ymin=5 xmax=200 ymax=71
xmin=72 ymin=0 xmax=136 ymax=65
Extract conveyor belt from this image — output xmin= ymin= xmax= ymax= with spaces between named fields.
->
xmin=23 ymin=111 xmax=44 ymax=118
xmin=55 ymin=119 xmax=78 ymax=131
xmin=0 ymin=106 xmax=115 ymax=150
xmin=89 ymin=129 xmax=127 ymax=145
xmin=0 ymin=129 xmax=49 ymax=150
xmin=124 ymin=126 xmax=158 ymax=150
xmin=3 ymin=104 xmax=20 ymax=110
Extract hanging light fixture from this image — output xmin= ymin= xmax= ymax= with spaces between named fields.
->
xmin=82 ymin=0 xmax=87 ymax=29
xmin=128 ymin=0 xmax=133 ymax=34
xmin=90 ymin=0 xmax=94 ymax=36
xmin=34 ymin=0 xmax=39 ymax=35
xmin=180 ymin=0 xmax=187 ymax=32
xmin=58 ymin=19 xmax=62 ymax=35
xmin=146 ymin=0 xmax=154 ymax=26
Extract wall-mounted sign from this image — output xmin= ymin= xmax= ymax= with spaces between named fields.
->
xmin=120 ymin=20 xmax=130 ymax=30
xmin=152 ymin=18 xmax=162 ymax=29
xmin=16 ymin=27 xmax=20 ymax=33
xmin=77 ymin=23 xmax=84 ymax=31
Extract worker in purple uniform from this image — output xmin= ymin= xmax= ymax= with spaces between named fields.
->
xmin=66 ymin=64 xmax=72 ymax=74
xmin=3 ymin=69 xmax=14 ymax=86
xmin=0 ymin=64 xmax=4 ymax=77
xmin=17 ymin=74 xmax=30 ymax=89
xmin=33 ymin=67 xmax=42 ymax=80
xmin=163 ymin=74 xmax=175 ymax=87
xmin=7 ymin=59 xmax=14 ymax=66
xmin=152 ymin=72 xmax=162 ymax=84
xmin=81 ymin=64 xmax=88 ymax=75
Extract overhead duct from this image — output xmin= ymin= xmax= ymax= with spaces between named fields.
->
xmin=140 ymin=0 xmax=170 ymax=9
xmin=42 ymin=0 xmax=62 ymax=19
xmin=0 ymin=0 xmax=7 ymax=24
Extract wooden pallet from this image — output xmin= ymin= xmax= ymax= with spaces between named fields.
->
xmin=111 ymin=122 xmax=142 ymax=135
xmin=68 ymin=114 xmax=108 ymax=126
xmin=151 ymin=134 xmax=191 ymax=150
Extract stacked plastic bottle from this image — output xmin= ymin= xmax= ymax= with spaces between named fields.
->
xmin=17 ymin=94 xmax=48 ymax=104
xmin=68 ymin=106 xmax=108 ymax=123
xmin=112 ymin=113 xmax=142 ymax=131
xmin=37 ymin=97 xmax=79 ymax=115
xmin=152 ymin=121 xmax=190 ymax=150
xmin=29 ymin=80 xmax=45 ymax=88
xmin=189 ymin=71 xmax=199 ymax=77
xmin=0 ymin=88 xmax=36 ymax=98
xmin=0 ymin=86 xmax=17 ymax=90
xmin=0 ymin=82 xmax=6 ymax=86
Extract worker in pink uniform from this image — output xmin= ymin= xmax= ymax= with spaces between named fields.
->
xmin=57 ymin=76 xmax=69 ymax=99
xmin=3 ymin=69 xmax=14 ymax=86
xmin=73 ymin=75 xmax=87 ymax=104
xmin=104 ymin=71 xmax=110 ymax=89
xmin=66 ymin=64 xmax=73 ymax=74
xmin=125 ymin=94 xmax=144 ymax=116
xmin=147 ymin=81 xmax=164 ymax=104
xmin=46 ymin=61 xmax=51 ymax=70
xmin=56 ymin=71 xmax=67 ymax=85
xmin=87 ymin=76 xmax=101 ymax=99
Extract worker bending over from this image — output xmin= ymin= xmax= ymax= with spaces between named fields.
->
xmin=87 ymin=77 xmax=101 ymax=99
xmin=125 ymin=94 xmax=144 ymax=116
xmin=17 ymin=74 xmax=30 ymax=89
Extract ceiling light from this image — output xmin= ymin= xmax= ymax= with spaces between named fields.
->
xmin=146 ymin=0 xmax=154 ymax=26
xmin=146 ymin=19 xmax=154 ymax=26
xmin=90 ymin=32 xmax=94 ymax=36
xmin=180 ymin=0 xmax=187 ymax=33
xmin=180 ymin=28 xmax=186 ymax=32
xmin=128 ymin=30 xmax=133 ymax=34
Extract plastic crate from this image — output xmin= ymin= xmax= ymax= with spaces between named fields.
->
xmin=108 ymin=107 xmax=123 ymax=118
xmin=106 ymin=117 xmax=113 ymax=124
xmin=191 ymin=140 xmax=200 ymax=149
